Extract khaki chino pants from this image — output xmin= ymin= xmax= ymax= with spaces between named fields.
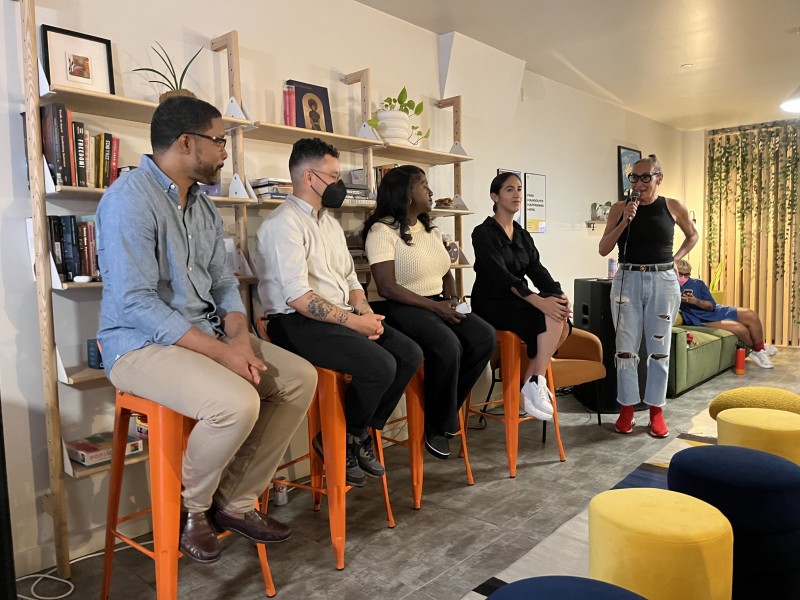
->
xmin=110 ymin=334 xmax=316 ymax=512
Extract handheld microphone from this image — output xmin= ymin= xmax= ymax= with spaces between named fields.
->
xmin=626 ymin=190 xmax=640 ymax=222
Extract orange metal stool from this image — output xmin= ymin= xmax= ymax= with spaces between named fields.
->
xmin=382 ymin=366 xmax=474 ymax=509
xmin=256 ymin=319 xmax=395 ymax=571
xmin=467 ymin=330 xmax=566 ymax=478
xmin=101 ymin=391 xmax=275 ymax=599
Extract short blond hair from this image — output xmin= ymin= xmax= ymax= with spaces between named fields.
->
xmin=676 ymin=259 xmax=692 ymax=272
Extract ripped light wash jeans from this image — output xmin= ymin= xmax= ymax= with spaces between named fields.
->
xmin=610 ymin=268 xmax=680 ymax=407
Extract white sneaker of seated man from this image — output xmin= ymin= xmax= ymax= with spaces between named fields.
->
xmin=749 ymin=349 xmax=774 ymax=369
xmin=521 ymin=375 xmax=554 ymax=421
xmin=765 ymin=345 xmax=779 ymax=357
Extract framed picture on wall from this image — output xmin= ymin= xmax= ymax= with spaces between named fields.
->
xmin=287 ymin=79 xmax=333 ymax=133
xmin=618 ymin=146 xmax=642 ymax=200
xmin=497 ymin=168 xmax=524 ymax=228
xmin=41 ymin=25 xmax=115 ymax=94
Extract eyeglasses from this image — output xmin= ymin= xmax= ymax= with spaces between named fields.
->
xmin=308 ymin=169 xmax=340 ymax=184
xmin=627 ymin=172 xmax=661 ymax=183
xmin=183 ymin=132 xmax=227 ymax=148
xmin=678 ymin=272 xmax=691 ymax=277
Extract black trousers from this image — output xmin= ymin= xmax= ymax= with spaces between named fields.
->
xmin=267 ymin=313 xmax=423 ymax=436
xmin=371 ymin=301 xmax=496 ymax=434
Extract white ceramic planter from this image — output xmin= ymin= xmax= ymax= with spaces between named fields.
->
xmin=376 ymin=110 xmax=411 ymax=145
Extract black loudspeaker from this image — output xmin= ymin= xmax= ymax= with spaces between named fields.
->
xmin=0 ymin=391 xmax=17 ymax=598
xmin=572 ymin=278 xmax=646 ymax=413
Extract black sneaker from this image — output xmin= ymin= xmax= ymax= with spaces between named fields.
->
xmin=311 ymin=432 xmax=324 ymax=462
xmin=345 ymin=434 xmax=366 ymax=487
xmin=357 ymin=434 xmax=385 ymax=478
xmin=425 ymin=432 xmax=451 ymax=460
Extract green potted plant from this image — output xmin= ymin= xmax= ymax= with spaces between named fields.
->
xmin=133 ymin=42 xmax=204 ymax=103
xmin=367 ymin=87 xmax=431 ymax=146
xmin=591 ymin=201 xmax=612 ymax=220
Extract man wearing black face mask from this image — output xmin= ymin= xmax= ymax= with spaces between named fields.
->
xmin=256 ymin=138 xmax=423 ymax=488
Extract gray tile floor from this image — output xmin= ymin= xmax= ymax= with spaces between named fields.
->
xmin=22 ymin=349 xmax=799 ymax=599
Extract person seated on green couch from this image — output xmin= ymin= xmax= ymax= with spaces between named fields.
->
xmin=676 ymin=259 xmax=777 ymax=369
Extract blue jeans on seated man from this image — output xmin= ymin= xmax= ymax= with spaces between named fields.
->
xmin=610 ymin=269 xmax=680 ymax=407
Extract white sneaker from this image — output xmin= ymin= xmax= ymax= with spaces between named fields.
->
xmin=521 ymin=378 xmax=554 ymax=421
xmin=748 ymin=349 xmax=774 ymax=369
xmin=765 ymin=345 xmax=779 ymax=357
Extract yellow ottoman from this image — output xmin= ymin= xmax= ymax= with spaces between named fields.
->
xmin=589 ymin=488 xmax=732 ymax=600
xmin=717 ymin=407 xmax=800 ymax=465
xmin=709 ymin=386 xmax=800 ymax=420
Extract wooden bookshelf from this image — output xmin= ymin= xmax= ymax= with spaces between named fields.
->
xmin=56 ymin=281 xmax=103 ymax=291
xmin=372 ymin=144 xmax=472 ymax=166
xmin=46 ymin=186 xmax=104 ymax=200
xmin=430 ymin=207 xmax=473 ymax=218
xmin=62 ymin=364 xmax=106 ymax=386
xmin=67 ymin=450 xmax=149 ymax=479
xmin=41 ymin=85 xmax=250 ymax=130
xmin=209 ymin=196 xmax=258 ymax=207
xmin=245 ymin=121 xmax=383 ymax=152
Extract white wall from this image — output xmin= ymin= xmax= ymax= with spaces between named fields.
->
xmin=1 ymin=0 xmax=696 ymax=575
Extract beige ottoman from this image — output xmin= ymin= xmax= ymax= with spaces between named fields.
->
xmin=709 ymin=386 xmax=800 ymax=420
xmin=717 ymin=407 xmax=800 ymax=465
xmin=589 ymin=488 xmax=732 ymax=600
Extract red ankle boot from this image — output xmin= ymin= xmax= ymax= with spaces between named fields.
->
xmin=615 ymin=405 xmax=636 ymax=434
xmin=648 ymin=406 xmax=669 ymax=438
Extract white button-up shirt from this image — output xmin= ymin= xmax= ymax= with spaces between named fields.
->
xmin=256 ymin=194 xmax=362 ymax=315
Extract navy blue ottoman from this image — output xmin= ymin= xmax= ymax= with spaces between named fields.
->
xmin=487 ymin=575 xmax=644 ymax=599
xmin=668 ymin=445 xmax=800 ymax=599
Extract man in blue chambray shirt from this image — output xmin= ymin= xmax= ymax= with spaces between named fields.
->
xmin=97 ymin=96 xmax=316 ymax=564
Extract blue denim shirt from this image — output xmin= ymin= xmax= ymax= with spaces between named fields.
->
xmin=97 ymin=155 xmax=244 ymax=375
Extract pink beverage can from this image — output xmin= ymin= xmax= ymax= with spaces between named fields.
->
xmin=608 ymin=258 xmax=618 ymax=279
xmin=273 ymin=477 xmax=288 ymax=506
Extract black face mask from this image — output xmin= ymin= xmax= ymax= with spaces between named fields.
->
xmin=311 ymin=170 xmax=347 ymax=209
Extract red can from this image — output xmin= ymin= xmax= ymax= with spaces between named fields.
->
xmin=735 ymin=347 xmax=746 ymax=375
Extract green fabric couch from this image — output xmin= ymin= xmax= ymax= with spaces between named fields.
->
xmin=668 ymin=326 xmax=739 ymax=397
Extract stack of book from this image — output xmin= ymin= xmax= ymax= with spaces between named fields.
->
xmin=39 ymin=103 xmax=121 ymax=189
xmin=251 ymin=177 xmax=293 ymax=200
xmin=343 ymin=184 xmax=375 ymax=207
xmin=65 ymin=431 xmax=144 ymax=467
xmin=27 ymin=215 xmax=100 ymax=283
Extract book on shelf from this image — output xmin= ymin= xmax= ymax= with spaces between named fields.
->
xmin=72 ymin=121 xmax=87 ymax=187
xmin=47 ymin=215 xmax=65 ymax=282
xmin=60 ymin=215 xmax=80 ymax=281
xmin=65 ymin=431 xmax=143 ymax=467
xmin=40 ymin=104 xmax=63 ymax=186
xmin=108 ymin=137 xmax=120 ymax=186
xmin=55 ymin=104 xmax=72 ymax=187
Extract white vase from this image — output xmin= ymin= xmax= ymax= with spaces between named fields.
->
xmin=376 ymin=110 xmax=411 ymax=145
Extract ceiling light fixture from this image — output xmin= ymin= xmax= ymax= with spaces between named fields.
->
xmin=781 ymin=83 xmax=800 ymax=113
xmin=680 ymin=63 xmax=693 ymax=69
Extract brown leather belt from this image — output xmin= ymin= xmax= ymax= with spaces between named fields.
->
xmin=618 ymin=263 xmax=674 ymax=272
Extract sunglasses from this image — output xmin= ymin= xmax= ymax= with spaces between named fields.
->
xmin=183 ymin=132 xmax=227 ymax=148
xmin=627 ymin=172 xmax=660 ymax=184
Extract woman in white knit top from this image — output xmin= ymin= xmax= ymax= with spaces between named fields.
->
xmin=363 ymin=166 xmax=495 ymax=459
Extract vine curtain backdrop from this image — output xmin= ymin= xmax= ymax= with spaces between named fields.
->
xmin=705 ymin=120 xmax=800 ymax=346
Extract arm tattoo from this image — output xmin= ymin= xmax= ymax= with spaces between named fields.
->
xmin=307 ymin=293 xmax=349 ymax=324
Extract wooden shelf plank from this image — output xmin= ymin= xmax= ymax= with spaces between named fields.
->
xmin=41 ymin=86 xmax=249 ymax=129
xmin=245 ymin=122 xmax=383 ymax=152
xmin=62 ymin=365 xmax=107 ymax=386
xmin=46 ymin=186 xmax=105 ymax=200
xmin=67 ymin=450 xmax=149 ymax=479
xmin=56 ymin=281 xmax=103 ymax=291
xmin=431 ymin=207 xmax=473 ymax=218
xmin=372 ymin=144 xmax=473 ymax=166
xmin=210 ymin=196 xmax=258 ymax=207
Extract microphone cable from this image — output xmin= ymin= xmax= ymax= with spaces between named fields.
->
xmin=614 ymin=190 xmax=639 ymax=336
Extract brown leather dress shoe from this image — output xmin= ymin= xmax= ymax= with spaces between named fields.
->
xmin=179 ymin=511 xmax=221 ymax=564
xmin=211 ymin=507 xmax=290 ymax=544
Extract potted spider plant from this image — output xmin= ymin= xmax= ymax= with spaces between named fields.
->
xmin=133 ymin=42 xmax=204 ymax=103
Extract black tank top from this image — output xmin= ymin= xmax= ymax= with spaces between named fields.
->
xmin=617 ymin=196 xmax=675 ymax=264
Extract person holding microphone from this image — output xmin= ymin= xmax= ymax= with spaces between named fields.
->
xmin=598 ymin=154 xmax=697 ymax=438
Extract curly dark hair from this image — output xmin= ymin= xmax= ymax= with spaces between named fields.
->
xmin=151 ymin=96 xmax=222 ymax=152
xmin=363 ymin=165 xmax=434 ymax=245
xmin=288 ymin=137 xmax=339 ymax=178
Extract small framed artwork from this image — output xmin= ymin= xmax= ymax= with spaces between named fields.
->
xmin=286 ymin=79 xmax=333 ymax=133
xmin=618 ymin=145 xmax=642 ymax=200
xmin=41 ymin=25 xmax=115 ymax=95
xmin=497 ymin=168 xmax=524 ymax=228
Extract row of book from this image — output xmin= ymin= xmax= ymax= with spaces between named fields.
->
xmin=46 ymin=215 xmax=99 ymax=282
xmin=40 ymin=102 xmax=120 ymax=189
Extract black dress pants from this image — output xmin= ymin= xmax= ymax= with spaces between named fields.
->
xmin=371 ymin=301 xmax=496 ymax=434
xmin=267 ymin=313 xmax=423 ymax=436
